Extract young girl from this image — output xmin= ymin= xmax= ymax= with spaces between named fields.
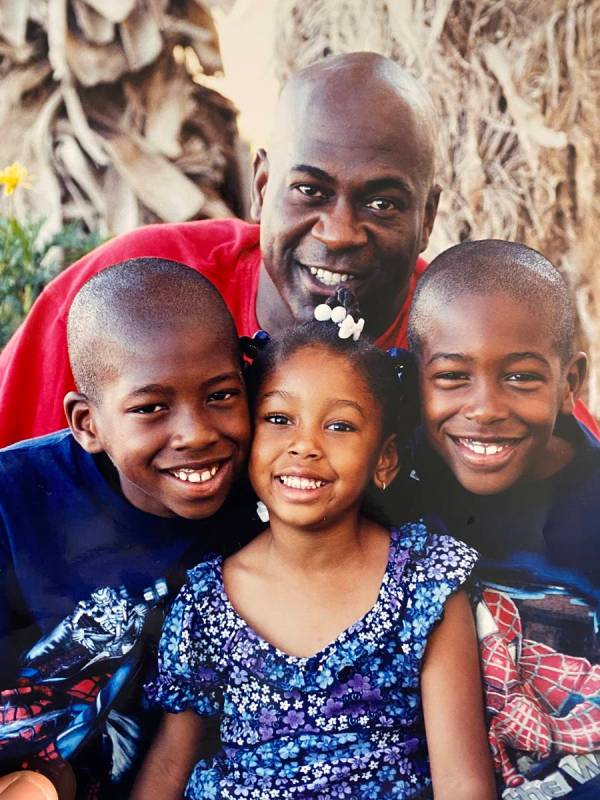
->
xmin=132 ymin=296 xmax=495 ymax=800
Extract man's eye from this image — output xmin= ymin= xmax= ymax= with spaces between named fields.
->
xmin=326 ymin=421 xmax=356 ymax=432
xmin=264 ymin=413 xmax=291 ymax=425
xmin=130 ymin=403 xmax=166 ymax=414
xmin=365 ymin=197 xmax=397 ymax=212
xmin=295 ymin=184 xmax=327 ymax=199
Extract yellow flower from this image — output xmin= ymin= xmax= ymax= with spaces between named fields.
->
xmin=0 ymin=162 xmax=34 ymax=196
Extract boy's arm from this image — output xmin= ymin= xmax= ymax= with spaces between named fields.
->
xmin=130 ymin=710 xmax=214 ymax=800
xmin=420 ymin=591 xmax=496 ymax=800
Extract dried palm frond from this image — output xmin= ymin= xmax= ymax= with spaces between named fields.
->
xmin=0 ymin=0 xmax=244 ymax=241
xmin=274 ymin=0 xmax=600 ymax=415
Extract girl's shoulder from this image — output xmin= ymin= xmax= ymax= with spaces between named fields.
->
xmin=389 ymin=520 xmax=478 ymax=590
xmin=178 ymin=555 xmax=225 ymax=610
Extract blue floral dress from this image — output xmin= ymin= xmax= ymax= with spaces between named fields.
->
xmin=148 ymin=523 xmax=477 ymax=799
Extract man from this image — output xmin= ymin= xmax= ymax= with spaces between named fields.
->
xmin=0 ymin=51 xmax=441 ymax=446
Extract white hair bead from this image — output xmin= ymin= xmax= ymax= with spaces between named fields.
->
xmin=330 ymin=306 xmax=347 ymax=323
xmin=338 ymin=314 xmax=356 ymax=339
xmin=352 ymin=318 xmax=365 ymax=341
xmin=314 ymin=303 xmax=332 ymax=321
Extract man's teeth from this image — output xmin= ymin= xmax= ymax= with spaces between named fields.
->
xmin=460 ymin=439 xmax=510 ymax=456
xmin=279 ymin=475 xmax=326 ymax=489
xmin=308 ymin=267 xmax=351 ymax=286
xmin=171 ymin=465 xmax=219 ymax=483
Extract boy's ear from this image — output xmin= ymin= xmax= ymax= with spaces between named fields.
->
xmin=560 ymin=351 xmax=588 ymax=414
xmin=250 ymin=148 xmax=269 ymax=222
xmin=64 ymin=391 xmax=105 ymax=454
xmin=373 ymin=434 xmax=401 ymax=490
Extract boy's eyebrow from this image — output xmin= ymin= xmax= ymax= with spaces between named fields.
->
xmin=504 ymin=352 xmax=551 ymax=366
xmin=126 ymin=383 xmax=170 ymax=398
xmin=202 ymin=371 xmax=243 ymax=388
xmin=426 ymin=351 xmax=553 ymax=368
xmin=125 ymin=372 xmax=242 ymax=398
xmin=425 ymin=353 xmax=471 ymax=366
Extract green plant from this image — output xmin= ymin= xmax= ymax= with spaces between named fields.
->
xmin=0 ymin=217 xmax=105 ymax=347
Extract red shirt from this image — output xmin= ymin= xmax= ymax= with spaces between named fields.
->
xmin=0 ymin=219 xmax=428 ymax=446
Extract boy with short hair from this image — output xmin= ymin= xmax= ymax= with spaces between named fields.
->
xmin=0 ymin=258 xmax=258 ymax=798
xmin=407 ymin=240 xmax=600 ymax=798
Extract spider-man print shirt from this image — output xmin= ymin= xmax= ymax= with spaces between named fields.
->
xmin=0 ymin=429 xmax=257 ymax=799
xmin=414 ymin=414 xmax=600 ymax=799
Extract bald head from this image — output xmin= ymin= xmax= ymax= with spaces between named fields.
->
xmin=271 ymin=52 xmax=438 ymax=182
xmin=409 ymin=240 xmax=576 ymax=363
xmin=67 ymin=258 xmax=239 ymax=402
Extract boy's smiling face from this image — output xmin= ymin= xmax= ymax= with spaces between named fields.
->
xmin=418 ymin=291 xmax=585 ymax=495
xmin=70 ymin=321 xmax=250 ymax=519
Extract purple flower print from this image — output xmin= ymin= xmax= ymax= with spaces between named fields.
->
xmin=282 ymin=709 xmax=305 ymax=729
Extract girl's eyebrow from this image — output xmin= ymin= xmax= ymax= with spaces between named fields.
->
xmin=258 ymin=391 xmax=366 ymax=419
xmin=326 ymin=398 xmax=367 ymax=419
xmin=259 ymin=389 xmax=293 ymax=402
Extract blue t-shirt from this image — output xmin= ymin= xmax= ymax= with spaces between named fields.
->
xmin=412 ymin=416 xmax=600 ymax=799
xmin=0 ymin=429 xmax=257 ymax=798
xmin=149 ymin=524 xmax=477 ymax=800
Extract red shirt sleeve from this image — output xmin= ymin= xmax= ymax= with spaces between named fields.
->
xmin=573 ymin=398 xmax=600 ymax=438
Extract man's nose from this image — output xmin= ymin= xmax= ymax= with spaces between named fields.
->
xmin=463 ymin=381 xmax=509 ymax=425
xmin=311 ymin=199 xmax=368 ymax=250
xmin=171 ymin=406 xmax=219 ymax=449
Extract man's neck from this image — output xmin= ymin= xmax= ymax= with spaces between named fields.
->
xmin=256 ymin=263 xmax=295 ymax=333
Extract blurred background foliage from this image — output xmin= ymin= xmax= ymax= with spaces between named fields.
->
xmin=0 ymin=214 xmax=103 ymax=346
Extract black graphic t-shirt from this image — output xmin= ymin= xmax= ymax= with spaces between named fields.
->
xmin=0 ymin=430 xmax=259 ymax=798
xmin=411 ymin=415 xmax=600 ymax=799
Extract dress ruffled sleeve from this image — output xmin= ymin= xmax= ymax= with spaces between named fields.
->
xmin=396 ymin=524 xmax=479 ymax=660
xmin=146 ymin=562 xmax=223 ymax=717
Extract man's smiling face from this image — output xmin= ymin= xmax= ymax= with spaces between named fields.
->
xmin=252 ymin=57 xmax=439 ymax=339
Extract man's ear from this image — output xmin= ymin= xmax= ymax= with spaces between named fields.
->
xmin=373 ymin=434 xmax=401 ymax=490
xmin=64 ymin=391 xmax=105 ymax=454
xmin=560 ymin=351 xmax=588 ymax=414
xmin=419 ymin=183 xmax=441 ymax=253
xmin=250 ymin=148 xmax=269 ymax=222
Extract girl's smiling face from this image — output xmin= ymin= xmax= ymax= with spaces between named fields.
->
xmin=249 ymin=345 xmax=398 ymax=532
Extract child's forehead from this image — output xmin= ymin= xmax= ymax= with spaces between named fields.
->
xmin=420 ymin=291 xmax=560 ymax=360
xmin=100 ymin=322 xmax=241 ymax=385
xmin=267 ymin=345 xmax=366 ymax=389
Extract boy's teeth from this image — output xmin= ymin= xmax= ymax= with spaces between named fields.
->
xmin=460 ymin=439 xmax=508 ymax=456
xmin=308 ymin=267 xmax=351 ymax=286
xmin=172 ymin=465 xmax=219 ymax=483
xmin=279 ymin=475 xmax=326 ymax=489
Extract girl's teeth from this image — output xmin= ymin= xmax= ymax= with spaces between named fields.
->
xmin=172 ymin=465 xmax=219 ymax=483
xmin=308 ymin=267 xmax=350 ymax=286
xmin=461 ymin=440 xmax=508 ymax=456
xmin=279 ymin=475 xmax=326 ymax=489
